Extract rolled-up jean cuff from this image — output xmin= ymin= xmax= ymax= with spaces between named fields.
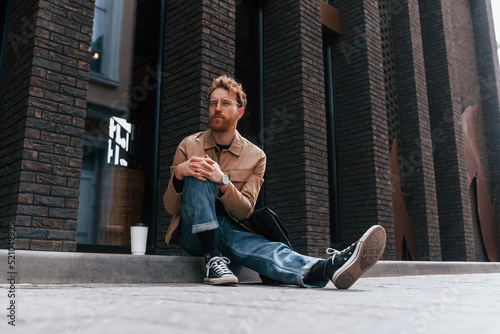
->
xmin=191 ymin=220 xmax=219 ymax=234
xmin=297 ymin=259 xmax=330 ymax=288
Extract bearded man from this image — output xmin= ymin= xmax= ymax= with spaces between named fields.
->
xmin=163 ymin=75 xmax=386 ymax=287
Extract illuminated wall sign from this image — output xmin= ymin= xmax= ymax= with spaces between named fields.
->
xmin=107 ymin=116 xmax=132 ymax=166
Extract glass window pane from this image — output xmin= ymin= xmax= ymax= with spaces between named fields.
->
xmin=90 ymin=8 xmax=105 ymax=74
xmin=77 ymin=110 xmax=145 ymax=247
xmin=79 ymin=0 xmax=160 ymax=253
xmin=235 ymin=0 xmax=261 ymax=145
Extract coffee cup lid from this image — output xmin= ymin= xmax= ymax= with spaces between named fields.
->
xmin=130 ymin=223 xmax=148 ymax=227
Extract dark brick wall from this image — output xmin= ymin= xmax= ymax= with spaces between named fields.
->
xmin=330 ymin=0 xmax=394 ymax=258
xmin=391 ymin=0 xmax=441 ymax=260
xmin=451 ymin=0 xmax=489 ymax=262
xmin=471 ymin=0 xmax=500 ymax=262
xmin=0 ymin=0 xmax=94 ymax=251
xmin=262 ymin=0 xmax=330 ymax=257
xmin=420 ymin=0 xmax=488 ymax=261
xmin=0 ymin=0 xmax=36 ymax=249
xmin=158 ymin=0 xmax=236 ymax=255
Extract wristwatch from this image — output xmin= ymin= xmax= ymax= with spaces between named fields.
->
xmin=218 ymin=174 xmax=230 ymax=186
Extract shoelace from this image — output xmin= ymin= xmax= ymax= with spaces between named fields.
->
xmin=326 ymin=242 xmax=356 ymax=263
xmin=206 ymin=256 xmax=232 ymax=277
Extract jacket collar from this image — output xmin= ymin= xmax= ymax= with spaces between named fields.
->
xmin=204 ymin=128 xmax=242 ymax=157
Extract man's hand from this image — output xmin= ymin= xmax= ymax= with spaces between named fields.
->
xmin=175 ymin=155 xmax=215 ymax=181
xmin=204 ymin=155 xmax=230 ymax=193
xmin=175 ymin=155 xmax=224 ymax=184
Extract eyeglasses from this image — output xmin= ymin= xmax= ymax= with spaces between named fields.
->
xmin=208 ymin=98 xmax=241 ymax=109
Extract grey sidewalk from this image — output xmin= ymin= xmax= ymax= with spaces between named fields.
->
xmin=1 ymin=273 xmax=500 ymax=334
xmin=2 ymin=250 xmax=500 ymax=334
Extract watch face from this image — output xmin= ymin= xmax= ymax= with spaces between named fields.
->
xmin=222 ymin=174 xmax=230 ymax=185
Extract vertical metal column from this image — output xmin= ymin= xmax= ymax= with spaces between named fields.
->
xmin=150 ymin=0 xmax=166 ymax=253
xmin=257 ymin=0 xmax=266 ymax=207
xmin=258 ymin=0 xmax=264 ymax=150
xmin=323 ymin=35 xmax=340 ymax=248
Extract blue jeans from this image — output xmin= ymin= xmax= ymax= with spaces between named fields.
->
xmin=178 ymin=177 xmax=329 ymax=288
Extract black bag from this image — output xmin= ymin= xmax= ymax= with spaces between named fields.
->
xmin=239 ymin=207 xmax=292 ymax=249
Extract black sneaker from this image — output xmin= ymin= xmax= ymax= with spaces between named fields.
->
xmin=204 ymin=250 xmax=238 ymax=285
xmin=324 ymin=225 xmax=386 ymax=289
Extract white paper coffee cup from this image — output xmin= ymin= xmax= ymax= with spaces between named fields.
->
xmin=130 ymin=223 xmax=148 ymax=255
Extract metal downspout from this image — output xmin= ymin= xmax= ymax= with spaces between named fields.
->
xmin=257 ymin=0 xmax=266 ymax=207
xmin=324 ymin=36 xmax=340 ymax=248
xmin=150 ymin=0 xmax=166 ymax=253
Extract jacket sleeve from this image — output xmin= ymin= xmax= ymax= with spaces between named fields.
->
xmin=163 ymin=140 xmax=189 ymax=216
xmin=217 ymin=150 xmax=266 ymax=221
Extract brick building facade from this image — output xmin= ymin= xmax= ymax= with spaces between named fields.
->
xmin=1 ymin=0 xmax=499 ymax=262
xmin=0 ymin=0 xmax=94 ymax=252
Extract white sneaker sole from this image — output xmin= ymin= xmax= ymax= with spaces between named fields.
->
xmin=332 ymin=225 xmax=386 ymax=289
xmin=204 ymin=275 xmax=239 ymax=285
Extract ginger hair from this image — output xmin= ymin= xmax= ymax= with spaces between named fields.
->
xmin=207 ymin=75 xmax=247 ymax=109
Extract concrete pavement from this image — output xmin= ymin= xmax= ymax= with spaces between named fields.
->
xmin=1 ymin=250 xmax=500 ymax=333
xmin=1 ymin=273 xmax=500 ymax=334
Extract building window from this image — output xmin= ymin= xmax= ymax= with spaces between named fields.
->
xmin=236 ymin=0 xmax=265 ymax=207
xmin=78 ymin=0 xmax=164 ymax=254
xmin=76 ymin=103 xmax=144 ymax=250
xmin=235 ymin=0 xmax=263 ymax=147
xmin=90 ymin=0 xmax=123 ymax=86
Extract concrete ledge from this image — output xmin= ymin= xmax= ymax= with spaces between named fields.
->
xmin=364 ymin=260 xmax=500 ymax=277
xmin=2 ymin=250 xmax=500 ymax=284
xmin=0 ymin=250 xmax=261 ymax=284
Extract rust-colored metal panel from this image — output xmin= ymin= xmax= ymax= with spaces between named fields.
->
xmin=462 ymin=105 xmax=498 ymax=262
xmin=390 ymin=139 xmax=417 ymax=260
xmin=462 ymin=106 xmax=481 ymax=185
xmin=320 ymin=1 xmax=341 ymax=36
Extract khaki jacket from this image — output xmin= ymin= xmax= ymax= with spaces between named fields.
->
xmin=163 ymin=129 xmax=266 ymax=245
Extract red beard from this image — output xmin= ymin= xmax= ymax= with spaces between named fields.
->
xmin=209 ymin=114 xmax=236 ymax=133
